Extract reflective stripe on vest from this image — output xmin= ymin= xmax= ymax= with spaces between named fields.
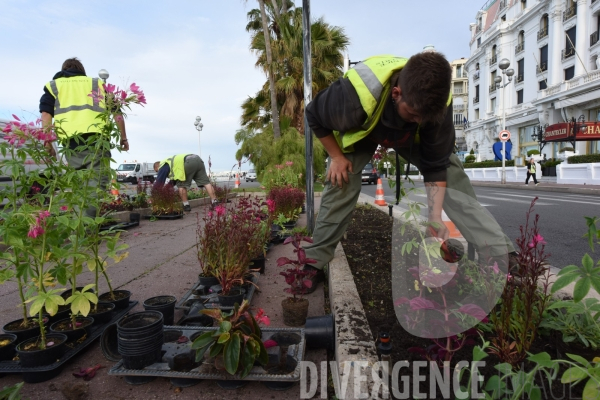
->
xmin=335 ymin=55 xmax=452 ymax=153
xmin=159 ymin=154 xmax=187 ymax=182
xmin=46 ymin=76 xmax=106 ymax=138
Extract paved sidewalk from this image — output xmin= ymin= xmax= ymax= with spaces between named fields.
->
xmin=0 ymin=196 xmax=327 ymax=400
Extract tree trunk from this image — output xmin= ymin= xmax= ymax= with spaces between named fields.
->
xmin=258 ymin=0 xmax=281 ymax=139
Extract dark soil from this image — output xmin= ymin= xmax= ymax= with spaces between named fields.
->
xmin=3 ymin=317 xmax=46 ymax=331
xmin=52 ymin=318 xmax=93 ymax=332
xmin=19 ymin=335 xmax=67 ymax=352
xmin=341 ymin=205 xmax=599 ymax=400
xmin=88 ymin=303 xmax=114 ymax=315
xmin=98 ymin=290 xmax=129 ymax=302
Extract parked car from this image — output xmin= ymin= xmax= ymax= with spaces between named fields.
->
xmin=361 ymin=163 xmax=378 ymax=185
xmin=246 ymin=169 xmax=257 ymax=182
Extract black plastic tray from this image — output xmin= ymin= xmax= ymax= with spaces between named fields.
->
xmin=100 ymin=220 xmax=139 ymax=232
xmin=108 ymin=325 xmax=305 ymax=382
xmin=0 ymin=301 xmax=138 ymax=381
xmin=175 ymin=273 xmax=260 ymax=312
xmin=144 ymin=213 xmax=183 ymax=220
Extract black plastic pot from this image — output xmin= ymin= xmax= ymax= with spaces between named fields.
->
xmin=198 ymin=275 xmax=219 ymax=287
xmin=130 ymin=212 xmax=141 ymax=222
xmin=100 ymin=323 xmax=121 ymax=362
xmin=50 ymin=317 xmax=94 ymax=342
xmin=99 ymin=289 xmax=132 ymax=309
xmin=2 ymin=317 xmax=47 ymax=344
xmin=88 ymin=302 xmax=116 ymax=325
xmin=143 ymin=295 xmax=177 ymax=325
xmin=0 ymin=333 xmax=18 ymax=361
xmin=117 ymin=311 xmax=164 ymax=370
xmin=217 ymin=288 xmax=245 ymax=307
xmin=250 ymin=254 xmax=266 ymax=274
xmin=282 ymin=221 xmax=296 ymax=230
xmin=16 ymin=333 xmax=68 ymax=368
xmin=48 ymin=305 xmax=71 ymax=324
xmin=305 ymin=314 xmax=335 ymax=351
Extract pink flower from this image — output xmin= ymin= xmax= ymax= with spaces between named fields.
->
xmin=528 ymin=234 xmax=546 ymax=248
xmin=275 ymin=164 xmax=284 ymax=170
xmin=38 ymin=211 xmax=51 ymax=220
xmin=104 ymin=83 xmax=116 ymax=94
xmin=12 ymin=114 xmax=21 ymax=121
xmin=491 ymin=262 xmax=499 ymax=274
xmin=266 ymin=199 xmax=276 ymax=214
xmin=255 ymin=309 xmax=270 ymax=326
xmin=27 ymin=225 xmax=44 ymax=238
xmin=60 ymin=206 xmax=68 ymax=211
xmin=214 ymin=205 xmax=226 ymax=216
xmin=507 ymin=273 xmax=513 ymax=281
xmin=263 ymin=339 xmax=277 ymax=349
xmin=285 ymin=161 xmax=293 ymax=166
xmin=114 ymin=115 xmax=124 ymax=123
xmin=130 ymin=83 xmax=141 ymax=94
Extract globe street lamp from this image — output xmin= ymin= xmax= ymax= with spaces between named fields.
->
xmin=194 ymin=116 xmax=203 ymax=159
xmin=98 ymin=69 xmax=109 ymax=81
xmin=496 ymin=58 xmax=514 ymax=184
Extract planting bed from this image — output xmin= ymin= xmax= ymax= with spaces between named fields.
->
xmin=341 ymin=205 xmax=599 ymax=399
xmin=0 ymin=301 xmax=138 ymax=383
xmin=108 ymin=325 xmax=305 ymax=384
xmin=175 ymin=273 xmax=260 ymax=311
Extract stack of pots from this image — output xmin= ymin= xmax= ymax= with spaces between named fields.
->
xmin=117 ymin=311 xmax=164 ymax=369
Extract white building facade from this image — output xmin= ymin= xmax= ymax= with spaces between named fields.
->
xmin=464 ymin=0 xmax=600 ymax=164
xmin=451 ymin=58 xmax=469 ymax=152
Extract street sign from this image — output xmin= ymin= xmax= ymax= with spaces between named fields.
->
xmin=383 ymin=162 xmax=391 ymax=168
xmin=499 ymin=130 xmax=511 ymax=141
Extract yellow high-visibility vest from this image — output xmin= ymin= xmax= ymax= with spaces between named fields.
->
xmin=45 ymin=76 xmax=106 ymax=138
xmin=335 ymin=55 xmax=452 ymax=152
xmin=159 ymin=154 xmax=188 ymax=182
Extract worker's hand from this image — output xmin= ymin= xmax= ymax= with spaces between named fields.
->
xmin=427 ymin=217 xmax=449 ymax=242
xmin=326 ymin=155 xmax=353 ymax=188
xmin=120 ymin=138 xmax=129 ymax=151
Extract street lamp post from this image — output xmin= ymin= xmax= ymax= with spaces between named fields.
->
xmin=495 ymin=58 xmax=514 ymax=184
xmin=194 ymin=116 xmax=203 ymax=159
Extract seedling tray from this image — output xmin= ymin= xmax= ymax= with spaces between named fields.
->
xmin=100 ymin=221 xmax=139 ymax=232
xmin=175 ymin=273 xmax=260 ymax=312
xmin=0 ymin=301 xmax=138 ymax=382
xmin=108 ymin=325 xmax=305 ymax=382
xmin=144 ymin=213 xmax=183 ymax=220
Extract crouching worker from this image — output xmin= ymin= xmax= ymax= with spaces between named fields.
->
xmin=153 ymin=154 xmax=219 ymax=212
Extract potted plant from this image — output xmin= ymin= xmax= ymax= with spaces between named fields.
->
xmin=267 ymin=186 xmax=305 ymax=224
xmin=276 ymin=233 xmax=317 ymax=326
xmin=191 ymin=300 xmax=270 ymax=378
xmin=149 ymin=184 xmax=183 ymax=217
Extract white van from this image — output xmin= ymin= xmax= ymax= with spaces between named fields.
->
xmin=246 ymin=169 xmax=257 ymax=182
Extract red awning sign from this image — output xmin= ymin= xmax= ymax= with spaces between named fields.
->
xmin=544 ymin=122 xmax=600 ymax=142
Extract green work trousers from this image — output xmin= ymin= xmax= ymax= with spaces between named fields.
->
xmin=67 ymin=148 xmax=111 ymax=218
xmin=304 ymin=145 xmax=515 ymax=270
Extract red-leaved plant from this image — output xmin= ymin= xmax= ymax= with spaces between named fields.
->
xmin=276 ymin=233 xmax=317 ymax=300
xmin=150 ymin=183 xmax=182 ymax=215
xmin=267 ymin=186 xmax=305 ymax=221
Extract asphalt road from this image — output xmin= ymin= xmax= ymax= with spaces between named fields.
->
xmin=361 ymin=180 xmax=599 ymax=270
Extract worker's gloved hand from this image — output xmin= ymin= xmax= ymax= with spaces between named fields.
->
xmin=326 ymin=155 xmax=353 ymax=188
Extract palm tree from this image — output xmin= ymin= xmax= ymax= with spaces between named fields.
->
xmin=243 ymin=2 xmax=349 ymax=133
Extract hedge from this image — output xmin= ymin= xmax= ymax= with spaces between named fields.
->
xmin=463 ymin=160 xmax=515 ymax=168
xmin=527 ymin=149 xmax=540 ymax=156
xmin=567 ymin=154 xmax=600 ymax=164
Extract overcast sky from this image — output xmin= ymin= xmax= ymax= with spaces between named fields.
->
xmin=0 ymin=0 xmax=483 ymax=172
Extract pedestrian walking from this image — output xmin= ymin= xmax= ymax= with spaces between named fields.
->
xmin=153 ymin=154 xmax=219 ymax=212
xmin=301 ymin=52 xmax=518 ymax=291
xmin=39 ymin=57 xmax=128 ymax=217
xmin=525 ymin=158 xmax=539 ymax=185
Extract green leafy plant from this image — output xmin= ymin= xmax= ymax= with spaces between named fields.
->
xmin=527 ymin=149 xmax=540 ymax=156
xmin=540 ymin=297 xmax=600 ymax=349
xmin=0 ymin=382 xmax=24 ymax=400
xmin=191 ymin=300 xmax=269 ymax=378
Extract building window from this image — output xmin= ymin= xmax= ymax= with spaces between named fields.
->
xmin=563 ymin=26 xmax=577 ymax=60
xmin=539 ymin=80 xmax=548 ymax=90
xmin=538 ymin=14 xmax=549 ymax=40
xmin=517 ymin=59 xmax=525 ymax=82
xmin=453 ymin=114 xmax=464 ymax=126
xmin=565 ymin=65 xmax=575 ymax=80
xmin=517 ymin=89 xmax=524 ymax=104
xmin=516 ymin=31 xmax=525 ymax=54
xmin=591 ymin=15 xmax=600 ymax=46
xmin=477 ymin=37 xmax=481 ymax=48
xmin=538 ymin=45 xmax=548 ymax=72
xmin=475 ymin=109 xmax=480 ymax=120
xmin=491 ymin=97 xmax=497 ymax=113
xmin=501 ymin=15 xmax=506 ymax=22
xmin=491 ymin=45 xmax=498 ymax=65
xmin=456 ymin=64 xmax=463 ymax=79
xmin=521 ymin=0 xmax=527 ymax=10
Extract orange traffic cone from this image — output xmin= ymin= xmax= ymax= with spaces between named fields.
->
xmin=374 ymin=178 xmax=386 ymax=206
xmin=235 ymin=173 xmax=240 ymax=189
xmin=110 ymin=179 xmax=120 ymax=199
xmin=442 ymin=211 xmax=462 ymax=238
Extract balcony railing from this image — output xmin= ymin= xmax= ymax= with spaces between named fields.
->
xmin=516 ymin=74 xmax=524 ymax=83
xmin=453 ymin=89 xmax=464 ymax=94
xmin=453 ymin=104 xmax=465 ymax=111
xmin=473 ymin=71 xmax=480 ymax=80
xmin=537 ymin=27 xmax=549 ymax=40
xmin=473 ymin=96 xmax=480 ymax=104
xmin=515 ymin=42 xmax=525 ymax=54
xmin=489 ymin=85 xmax=497 ymax=93
xmin=562 ymin=47 xmax=576 ymax=60
xmin=563 ymin=5 xmax=576 ymax=22
xmin=489 ymin=55 xmax=497 ymax=66
xmin=591 ymin=31 xmax=599 ymax=47
xmin=537 ymin=62 xmax=548 ymax=73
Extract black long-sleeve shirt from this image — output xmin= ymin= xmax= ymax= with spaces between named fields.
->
xmin=305 ymin=77 xmax=455 ymax=182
